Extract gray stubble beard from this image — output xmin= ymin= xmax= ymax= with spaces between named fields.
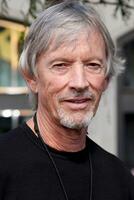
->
xmin=57 ymin=108 xmax=94 ymax=130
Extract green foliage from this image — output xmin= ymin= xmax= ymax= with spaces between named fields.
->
xmin=1 ymin=0 xmax=134 ymax=23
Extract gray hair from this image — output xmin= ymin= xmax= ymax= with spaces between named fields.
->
xmin=19 ymin=0 xmax=124 ymax=110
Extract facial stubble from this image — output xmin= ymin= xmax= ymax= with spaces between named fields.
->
xmin=57 ymin=107 xmax=94 ymax=130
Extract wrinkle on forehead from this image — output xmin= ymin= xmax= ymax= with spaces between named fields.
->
xmin=39 ymin=28 xmax=106 ymax=62
xmin=41 ymin=26 xmax=105 ymax=54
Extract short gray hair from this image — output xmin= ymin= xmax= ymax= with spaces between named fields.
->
xmin=19 ymin=0 xmax=124 ymax=110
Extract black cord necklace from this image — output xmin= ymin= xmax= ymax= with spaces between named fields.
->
xmin=33 ymin=113 xmax=93 ymax=200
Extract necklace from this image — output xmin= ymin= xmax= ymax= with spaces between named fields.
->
xmin=33 ymin=113 xmax=93 ymax=200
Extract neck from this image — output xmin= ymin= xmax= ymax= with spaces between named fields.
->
xmin=28 ymin=110 xmax=87 ymax=152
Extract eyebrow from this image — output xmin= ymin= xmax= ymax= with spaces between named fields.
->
xmin=46 ymin=56 xmax=105 ymax=66
xmin=83 ymin=58 xmax=104 ymax=63
xmin=46 ymin=57 xmax=74 ymax=65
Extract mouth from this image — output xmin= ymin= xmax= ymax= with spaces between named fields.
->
xmin=61 ymin=98 xmax=92 ymax=110
xmin=65 ymin=98 xmax=90 ymax=103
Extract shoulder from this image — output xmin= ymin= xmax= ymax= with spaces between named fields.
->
xmin=88 ymin=137 xmax=134 ymax=184
xmin=0 ymin=124 xmax=25 ymax=145
xmin=88 ymin=137 xmax=129 ymax=171
xmin=0 ymin=123 xmax=31 ymax=156
xmin=87 ymin=137 xmax=134 ymax=198
xmin=0 ymin=123 xmax=36 ymax=172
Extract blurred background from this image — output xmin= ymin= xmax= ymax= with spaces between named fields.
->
xmin=0 ymin=0 xmax=134 ymax=174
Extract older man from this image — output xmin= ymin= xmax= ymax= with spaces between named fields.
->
xmin=0 ymin=1 xmax=134 ymax=200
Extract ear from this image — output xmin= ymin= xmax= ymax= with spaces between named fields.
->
xmin=24 ymin=72 xmax=38 ymax=93
xmin=102 ymin=77 xmax=109 ymax=91
xmin=27 ymin=77 xmax=38 ymax=93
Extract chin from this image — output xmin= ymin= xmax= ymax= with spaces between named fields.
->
xmin=57 ymin=108 xmax=94 ymax=130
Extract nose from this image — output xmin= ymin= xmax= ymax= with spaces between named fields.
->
xmin=69 ymin=64 xmax=89 ymax=91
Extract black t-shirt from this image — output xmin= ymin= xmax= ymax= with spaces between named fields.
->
xmin=0 ymin=123 xmax=134 ymax=200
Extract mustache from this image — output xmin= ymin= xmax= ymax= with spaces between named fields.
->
xmin=58 ymin=90 xmax=95 ymax=101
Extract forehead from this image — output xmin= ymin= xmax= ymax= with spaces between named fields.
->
xmin=40 ymin=29 xmax=106 ymax=59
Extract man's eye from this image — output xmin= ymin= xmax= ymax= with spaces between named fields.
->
xmin=50 ymin=63 xmax=69 ymax=74
xmin=53 ymin=63 xmax=66 ymax=69
xmin=86 ymin=62 xmax=103 ymax=73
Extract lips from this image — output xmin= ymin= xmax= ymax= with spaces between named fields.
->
xmin=62 ymin=98 xmax=91 ymax=110
xmin=65 ymin=98 xmax=90 ymax=103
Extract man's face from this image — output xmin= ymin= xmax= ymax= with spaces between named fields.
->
xmin=30 ymin=31 xmax=108 ymax=129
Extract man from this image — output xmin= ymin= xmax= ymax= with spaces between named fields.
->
xmin=0 ymin=1 xmax=134 ymax=200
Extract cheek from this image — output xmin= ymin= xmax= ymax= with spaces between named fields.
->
xmin=88 ymin=75 xmax=107 ymax=92
xmin=37 ymin=75 xmax=67 ymax=105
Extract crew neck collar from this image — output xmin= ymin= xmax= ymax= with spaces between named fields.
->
xmin=21 ymin=122 xmax=90 ymax=160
